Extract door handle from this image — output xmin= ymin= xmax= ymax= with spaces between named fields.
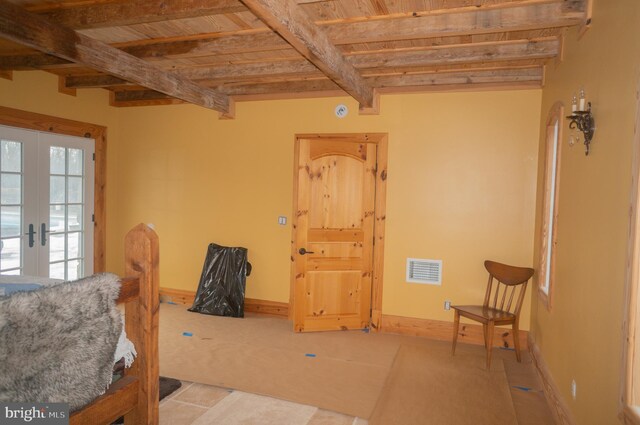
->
xmin=25 ymin=223 xmax=36 ymax=248
xmin=40 ymin=223 xmax=50 ymax=246
xmin=298 ymin=247 xmax=315 ymax=255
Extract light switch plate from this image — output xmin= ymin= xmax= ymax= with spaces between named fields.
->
xmin=278 ymin=216 xmax=287 ymax=225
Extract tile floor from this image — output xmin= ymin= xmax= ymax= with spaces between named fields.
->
xmin=160 ymin=381 xmax=369 ymax=425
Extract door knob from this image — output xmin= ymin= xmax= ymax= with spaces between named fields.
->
xmin=298 ymin=247 xmax=315 ymax=255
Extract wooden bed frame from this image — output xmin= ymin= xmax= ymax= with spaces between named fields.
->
xmin=69 ymin=224 xmax=160 ymax=425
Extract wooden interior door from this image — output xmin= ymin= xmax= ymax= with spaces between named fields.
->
xmin=292 ymin=136 xmax=377 ymax=332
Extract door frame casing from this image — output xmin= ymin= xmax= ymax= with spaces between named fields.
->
xmin=0 ymin=106 xmax=107 ymax=272
xmin=289 ymin=133 xmax=388 ymax=330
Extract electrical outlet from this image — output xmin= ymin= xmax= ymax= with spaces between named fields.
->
xmin=444 ymin=300 xmax=451 ymax=310
xmin=571 ymin=379 xmax=577 ymax=400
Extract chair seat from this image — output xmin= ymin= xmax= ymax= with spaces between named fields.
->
xmin=452 ymin=305 xmax=515 ymax=324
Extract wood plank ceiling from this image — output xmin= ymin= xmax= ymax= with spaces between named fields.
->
xmin=0 ymin=0 xmax=591 ymax=116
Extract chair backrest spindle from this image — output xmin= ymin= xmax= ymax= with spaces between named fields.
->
xmin=514 ymin=282 xmax=529 ymax=315
xmin=483 ymin=275 xmax=494 ymax=307
xmin=499 ymin=282 xmax=509 ymax=310
xmin=505 ymin=285 xmax=516 ymax=312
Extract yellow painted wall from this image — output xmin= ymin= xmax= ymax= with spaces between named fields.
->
xmin=113 ymin=90 xmax=540 ymax=327
xmin=0 ymin=71 xmax=541 ymax=328
xmin=531 ymin=2 xmax=640 ymax=424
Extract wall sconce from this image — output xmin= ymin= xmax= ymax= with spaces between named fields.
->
xmin=566 ymin=88 xmax=595 ymax=155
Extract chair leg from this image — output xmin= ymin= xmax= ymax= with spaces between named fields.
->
xmin=482 ymin=323 xmax=488 ymax=348
xmin=513 ymin=321 xmax=521 ymax=362
xmin=485 ymin=321 xmax=495 ymax=369
xmin=452 ymin=310 xmax=460 ymax=356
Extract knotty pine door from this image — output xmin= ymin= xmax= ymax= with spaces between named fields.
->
xmin=292 ymin=136 xmax=377 ymax=332
xmin=0 ymin=125 xmax=94 ymax=279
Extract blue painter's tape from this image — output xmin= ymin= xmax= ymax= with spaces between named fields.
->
xmin=512 ymin=386 xmax=533 ymax=392
xmin=361 ymin=328 xmax=370 ymax=333
xmin=305 ymin=353 xmax=316 ymax=358
xmin=167 ymin=301 xmax=177 ymax=305
xmin=499 ymin=347 xmax=515 ymax=351
xmin=182 ymin=332 xmax=193 ymax=337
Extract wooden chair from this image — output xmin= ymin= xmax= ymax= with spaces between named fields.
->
xmin=451 ymin=260 xmax=534 ymax=369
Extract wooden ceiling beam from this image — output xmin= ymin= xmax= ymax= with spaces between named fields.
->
xmin=30 ymin=0 xmax=248 ymax=30
xmin=240 ymin=0 xmax=375 ymax=108
xmin=64 ymin=59 xmax=549 ymax=90
xmin=348 ymin=38 xmax=558 ymax=68
xmin=110 ymin=67 xmax=543 ymax=105
xmin=65 ymin=74 xmax=130 ymax=88
xmin=0 ymin=0 xmax=230 ymax=113
xmin=0 ymin=32 xmax=289 ymax=70
xmin=0 ymin=53 xmax=68 ymax=70
xmin=323 ymin=1 xmax=585 ymax=45
xmin=302 ymin=0 xmax=567 ymax=18
xmin=217 ymin=67 xmax=545 ymax=93
xmin=369 ymin=68 xmax=543 ymax=89
xmin=61 ymin=38 xmax=557 ymax=89
xmin=122 ymin=32 xmax=288 ymax=58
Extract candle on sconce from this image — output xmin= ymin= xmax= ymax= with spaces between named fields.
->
xmin=579 ymin=88 xmax=586 ymax=111
xmin=571 ymin=94 xmax=578 ymax=112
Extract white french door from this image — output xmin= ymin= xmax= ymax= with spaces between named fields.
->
xmin=0 ymin=125 xmax=94 ymax=279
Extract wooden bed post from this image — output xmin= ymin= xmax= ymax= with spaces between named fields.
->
xmin=124 ymin=224 xmax=159 ymax=425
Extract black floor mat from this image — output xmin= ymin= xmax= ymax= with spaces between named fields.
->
xmin=112 ymin=376 xmax=182 ymax=424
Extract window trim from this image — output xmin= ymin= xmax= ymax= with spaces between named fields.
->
xmin=537 ymin=102 xmax=563 ymax=311
xmin=621 ymin=82 xmax=640 ymax=425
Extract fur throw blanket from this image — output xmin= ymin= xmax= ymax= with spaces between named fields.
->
xmin=0 ymin=273 xmax=122 ymax=411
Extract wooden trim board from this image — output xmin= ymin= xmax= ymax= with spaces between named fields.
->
xmin=161 ymin=288 xmax=532 ymax=348
xmin=0 ymin=106 xmax=107 ymax=272
xmin=528 ymin=334 xmax=577 ymax=425
xmin=244 ymin=298 xmax=289 ymax=317
xmin=159 ymin=288 xmax=196 ymax=305
xmin=380 ymin=314 xmax=528 ymax=350
xmin=619 ymin=74 xmax=640 ymax=425
xmin=159 ymin=287 xmax=289 ymax=318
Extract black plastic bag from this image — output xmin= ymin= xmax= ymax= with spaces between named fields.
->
xmin=188 ymin=243 xmax=249 ymax=318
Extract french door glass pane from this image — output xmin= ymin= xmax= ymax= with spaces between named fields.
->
xmin=67 ymin=260 xmax=80 ymax=281
xmin=1 ymin=174 xmax=21 ymax=204
xmin=50 ymin=147 xmax=65 ymax=174
xmin=49 ymin=146 xmax=85 ymax=280
xmin=50 ymin=176 xmax=65 ymax=204
xmin=0 ymin=139 xmax=23 ymax=274
xmin=68 ymin=205 xmax=82 ymax=231
xmin=49 ymin=262 xmax=64 ymax=280
xmin=50 ymin=205 xmax=65 ymax=232
xmin=49 ymin=233 xmax=65 ymax=262
xmin=68 ymin=149 xmax=83 ymax=176
xmin=2 ymin=238 xmax=21 ymax=270
xmin=68 ymin=177 xmax=83 ymax=203
xmin=67 ymin=232 xmax=81 ymax=259
xmin=1 ymin=206 xmax=21 ymax=238
xmin=1 ymin=141 xmax=21 ymax=172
